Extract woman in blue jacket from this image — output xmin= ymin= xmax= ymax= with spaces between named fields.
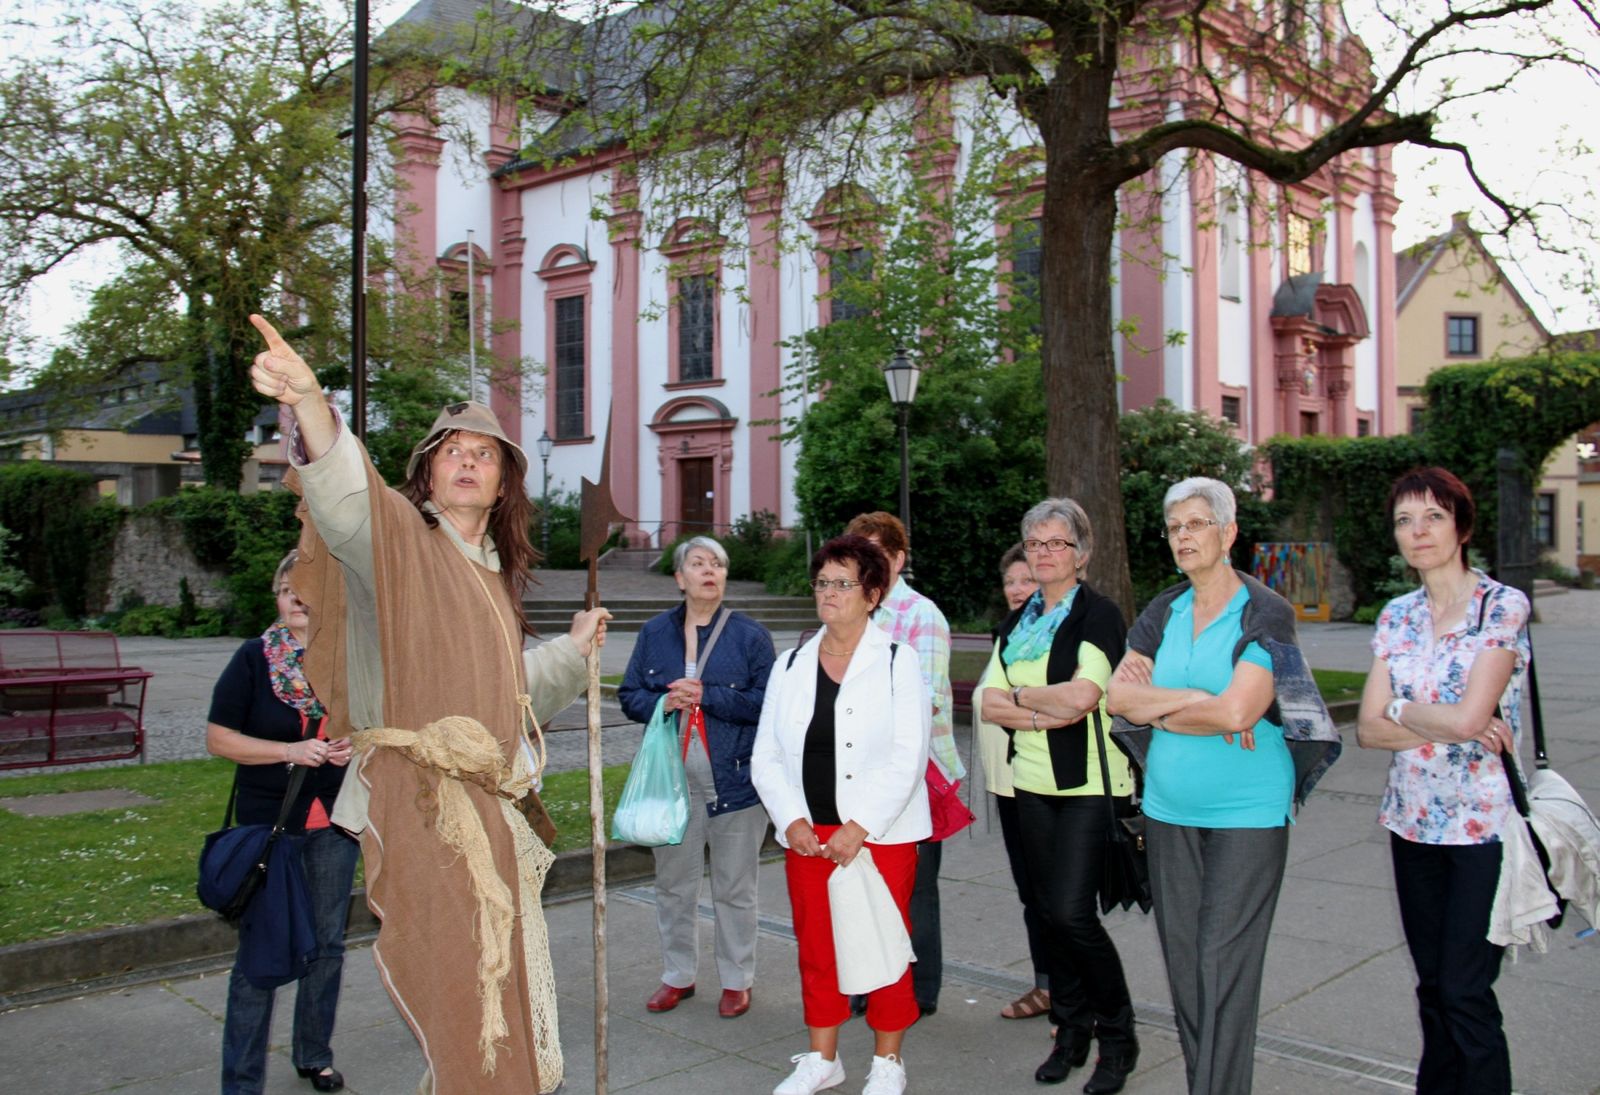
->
xmin=618 ymin=535 xmax=777 ymax=1019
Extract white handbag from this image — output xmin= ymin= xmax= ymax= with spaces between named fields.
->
xmin=828 ymin=846 xmax=916 ymax=994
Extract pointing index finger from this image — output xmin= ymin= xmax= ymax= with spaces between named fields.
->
xmin=249 ymin=313 xmax=291 ymax=353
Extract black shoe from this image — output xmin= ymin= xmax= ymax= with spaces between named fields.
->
xmin=1034 ymin=1034 xmax=1090 ymax=1085
xmin=296 ymin=1066 xmax=345 ymax=1092
xmin=1081 ymin=1051 xmax=1137 ymax=1095
xmin=918 ymin=1001 xmax=937 ymax=1017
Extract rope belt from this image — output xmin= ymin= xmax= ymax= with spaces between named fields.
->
xmin=354 ymin=716 xmax=531 ymax=1074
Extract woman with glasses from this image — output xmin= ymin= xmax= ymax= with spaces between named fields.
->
xmin=617 ymin=535 xmax=776 ymax=1020
xmin=977 ymin=499 xmax=1135 ymax=1093
xmin=1107 ymin=476 xmax=1335 ymax=1095
xmin=752 ymin=534 xmax=931 ymax=1095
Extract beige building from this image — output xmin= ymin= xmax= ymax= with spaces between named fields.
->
xmin=0 ymin=367 xmax=284 ymax=503
xmin=1395 ymin=213 xmax=1581 ymax=571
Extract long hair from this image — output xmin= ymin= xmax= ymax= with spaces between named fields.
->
xmin=400 ymin=432 xmax=540 ymax=637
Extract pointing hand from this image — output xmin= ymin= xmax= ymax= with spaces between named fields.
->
xmin=249 ymin=314 xmax=320 ymax=407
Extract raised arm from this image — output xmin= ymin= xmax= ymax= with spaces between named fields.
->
xmin=250 ymin=314 xmax=337 ymax=460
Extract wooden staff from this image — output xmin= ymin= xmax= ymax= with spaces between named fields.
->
xmin=578 ymin=414 xmax=627 ymax=1094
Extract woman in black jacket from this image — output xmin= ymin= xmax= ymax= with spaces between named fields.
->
xmin=206 ymin=551 xmax=358 ymax=1095
xmin=978 ymin=499 xmax=1136 ymax=1093
xmin=617 ymin=535 xmax=777 ymax=1019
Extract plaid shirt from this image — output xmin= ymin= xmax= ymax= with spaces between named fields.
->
xmin=876 ymin=576 xmax=963 ymax=780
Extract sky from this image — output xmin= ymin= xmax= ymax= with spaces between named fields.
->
xmin=3 ymin=0 xmax=1598 ymax=375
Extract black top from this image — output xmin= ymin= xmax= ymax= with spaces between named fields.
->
xmin=207 ymin=639 xmax=345 ymax=830
xmin=802 ymin=662 xmax=843 ymax=826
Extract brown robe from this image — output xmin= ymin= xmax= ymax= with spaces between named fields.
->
xmin=288 ymin=431 xmax=581 ymax=1094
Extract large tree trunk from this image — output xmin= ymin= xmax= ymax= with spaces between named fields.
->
xmin=1036 ymin=43 xmax=1135 ymax=620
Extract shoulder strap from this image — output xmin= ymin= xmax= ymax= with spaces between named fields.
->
xmin=786 ymin=646 xmax=799 ymax=670
xmin=695 ymin=608 xmax=733 ymax=677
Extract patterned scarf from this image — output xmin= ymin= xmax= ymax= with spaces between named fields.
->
xmin=262 ymin=621 xmax=326 ymax=718
xmin=1001 ymin=586 xmax=1078 ymax=666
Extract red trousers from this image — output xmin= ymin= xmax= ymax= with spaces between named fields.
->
xmin=784 ymin=826 xmax=920 ymax=1032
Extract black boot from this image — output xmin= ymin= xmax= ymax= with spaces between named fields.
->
xmin=1034 ymin=1031 xmax=1091 ymax=1084
xmin=1081 ymin=1049 xmax=1137 ymax=1095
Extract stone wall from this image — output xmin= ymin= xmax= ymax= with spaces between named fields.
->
xmin=105 ymin=514 xmax=229 ymax=611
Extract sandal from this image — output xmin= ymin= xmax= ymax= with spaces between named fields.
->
xmin=1000 ymin=987 xmax=1051 ymax=1020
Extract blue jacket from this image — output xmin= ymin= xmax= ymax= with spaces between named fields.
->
xmin=618 ymin=604 xmax=777 ymax=817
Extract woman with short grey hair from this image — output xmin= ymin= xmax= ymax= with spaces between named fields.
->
xmin=618 ymin=535 xmax=777 ymax=1019
xmin=978 ymin=499 xmax=1136 ymax=1092
xmin=1108 ymin=476 xmax=1337 ymax=1095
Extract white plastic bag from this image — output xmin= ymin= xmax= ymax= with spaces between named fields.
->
xmin=828 ymin=846 xmax=915 ymax=994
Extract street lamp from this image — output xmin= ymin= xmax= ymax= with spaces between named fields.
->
xmin=536 ymin=429 xmax=554 ymax=559
xmin=881 ymin=347 xmax=920 ymax=543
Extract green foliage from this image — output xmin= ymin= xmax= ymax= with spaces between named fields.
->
xmin=1262 ymin=434 xmax=1431 ymax=608
xmin=106 ymin=602 xmax=227 ymax=639
xmin=761 ymin=533 xmax=814 ymax=596
xmin=532 ymin=489 xmax=585 ymax=570
xmin=1118 ymin=400 xmax=1274 ymax=607
xmin=138 ymin=488 xmax=301 ymax=632
xmin=0 ymin=463 xmax=122 ymax=615
xmin=0 ymin=523 xmax=32 ymax=600
xmin=785 ymin=133 xmax=1047 ymax=622
xmin=1423 ymin=352 xmax=1600 ymax=569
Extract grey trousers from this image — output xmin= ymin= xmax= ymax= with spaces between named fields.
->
xmin=652 ymin=741 xmax=767 ymax=990
xmin=1147 ymin=818 xmax=1290 ymax=1095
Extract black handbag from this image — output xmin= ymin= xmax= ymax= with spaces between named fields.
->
xmin=197 ymin=763 xmax=309 ymax=923
xmin=1092 ymin=708 xmax=1151 ymax=914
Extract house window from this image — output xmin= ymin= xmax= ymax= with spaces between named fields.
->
xmin=1534 ymin=491 xmax=1556 ymax=549
xmin=448 ymin=289 xmax=470 ymax=338
xmin=1447 ymin=314 xmax=1480 ymax=357
xmin=1286 ymin=213 xmax=1317 ymax=278
xmin=676 ymin=273 xmax=716 ymax=382
xmin=1218 ymin=190 xmax=1242 ymax=301
xmin=1357 ymin=416 xmax=1371 ymax=437
xmin=1300 ymin=410 xmax=1319 ymax=437
xmin=1220 ymin=395 xmax=1242 ymax=427
xmin=554 ymin=295 xmax=585 ymax=440
xmin=829 ymin=247 xmax=874 ymax=322
xmin=1408 ymin=404 xmax=1425 ymax=435
xmin=1011 ymin=218 xmax=1043 ymax=307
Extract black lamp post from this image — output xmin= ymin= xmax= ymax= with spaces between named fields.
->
xmin=537 ymin=429 xmax=554 ymax=559
xmin=881 ymin=347 xmax=920 ymax=543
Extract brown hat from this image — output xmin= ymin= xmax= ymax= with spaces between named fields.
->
xmin=405 ymin=400 xmax=529 ymax=484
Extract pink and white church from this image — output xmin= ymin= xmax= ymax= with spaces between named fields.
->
xmin=380 ymin=1 xmax=1400 ymax=547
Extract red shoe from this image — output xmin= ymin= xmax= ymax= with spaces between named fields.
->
xmin=718 ymin=988 xmax=752 ymax=1018
xmin=646 ymin=983 xmax=694 ymax=1012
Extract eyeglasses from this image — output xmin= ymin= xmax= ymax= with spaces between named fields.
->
xmin=1022 ymin=538 xmax=1077 ymax=554
xmin=810 ymin=578 xmax=862 ymax=592
xmin=1164 ymin=518 xmax=1219 ymax=539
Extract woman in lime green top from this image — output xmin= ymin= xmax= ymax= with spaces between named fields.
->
xmin=979 ymin=498 xmax=1134 ymax=1094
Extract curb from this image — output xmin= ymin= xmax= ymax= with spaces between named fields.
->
xmin=0 ymin=839 xmax=782 ymax=1004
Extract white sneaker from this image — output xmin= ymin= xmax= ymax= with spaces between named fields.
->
xmin=773 ymin=1051 xmax=845 ymax=1095
xmin=862 ymin=1053 xmax=907 ymax=1095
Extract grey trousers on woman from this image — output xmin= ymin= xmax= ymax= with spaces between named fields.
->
xmin=653 ymin=742 xmax=767 ymax=990
xmin=1147 ymin=818 xmax=1290 ymax=1095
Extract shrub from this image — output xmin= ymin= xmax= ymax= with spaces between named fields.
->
xmin=0 ymin=463 xmax=119 ymax=615
xmin=531 ymin=490 xmax=586 ymax=570
xmin=762 ymin=531 xmax=814 ymax=596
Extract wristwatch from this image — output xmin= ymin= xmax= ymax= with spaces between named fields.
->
xmin=1385 ymin=697 xmax=1408 ymax=726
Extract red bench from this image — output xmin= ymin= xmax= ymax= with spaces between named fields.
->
xmin=0 ymin=631 xmax=152 ymax=769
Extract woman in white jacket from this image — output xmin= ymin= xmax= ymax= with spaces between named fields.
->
xmin=753 ymin=534 xmax=931 ymax=1095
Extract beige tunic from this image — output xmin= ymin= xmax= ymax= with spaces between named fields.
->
xmin=289 ymin=426 xmax=584 ymax=1095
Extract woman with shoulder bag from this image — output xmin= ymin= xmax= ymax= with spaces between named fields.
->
xmin=978 ymin=499 xmax=1136 ymax=1093
xmin=1356 ymin=467 xmax=1528 ymax=1094
xmin=617 ymin=535 xmax=776 ymax=1020
xmin=206 ymin=551 xmax=357 ymax=1095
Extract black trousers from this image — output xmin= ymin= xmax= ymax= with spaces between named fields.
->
xmin=1391 ymin=833 xmax=1511 ymax=1095
xmin=910 ymin=839 xmax=942 ymax=1008
xmin=994 ymin=792 xmax=1051 ymax=986
xmin=1015 ymin=790 xmax=1135 ymax=1051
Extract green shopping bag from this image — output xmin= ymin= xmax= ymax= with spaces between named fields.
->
xmin=611 ymin=695 xmax=690 ymax=846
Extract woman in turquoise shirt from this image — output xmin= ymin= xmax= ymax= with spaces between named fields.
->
xmin=1107 ymin=477 xmax=1296 ymax=1095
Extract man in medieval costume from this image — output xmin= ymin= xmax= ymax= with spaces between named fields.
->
xmin=249 ymin=314 xmax=607 ymax=1095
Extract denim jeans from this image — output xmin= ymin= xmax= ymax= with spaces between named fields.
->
xmin=221 ymin=827 xmax=360 ymax=1095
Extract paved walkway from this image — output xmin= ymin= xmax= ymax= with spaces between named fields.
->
xmin=4 ymin=594 xmax=1599 ymax=1093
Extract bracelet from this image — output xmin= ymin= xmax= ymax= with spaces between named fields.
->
xmin=1154 ymin=715 xmax=1166 ymax=731
xmin=1012 ymin=686 xmax=1025 ymax=708
xmin=1031 ymin=711 xmax=1039 ymax=731
xmin=283 ymin=741 xmax=292 ymax=763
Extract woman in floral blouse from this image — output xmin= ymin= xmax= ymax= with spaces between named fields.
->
xmin=1357 ymin=467 xmax=1529 ymax=1095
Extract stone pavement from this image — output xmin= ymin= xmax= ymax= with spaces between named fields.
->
xmin=3 ymin=593 xmax=1599 ymax=1093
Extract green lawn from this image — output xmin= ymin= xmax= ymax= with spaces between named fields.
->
xmin=0 ymin=756 xmax=629 ymax=947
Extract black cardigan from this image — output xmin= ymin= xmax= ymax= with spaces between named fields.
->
xmin=995 ymin=582 xmax=1127 ymax=791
